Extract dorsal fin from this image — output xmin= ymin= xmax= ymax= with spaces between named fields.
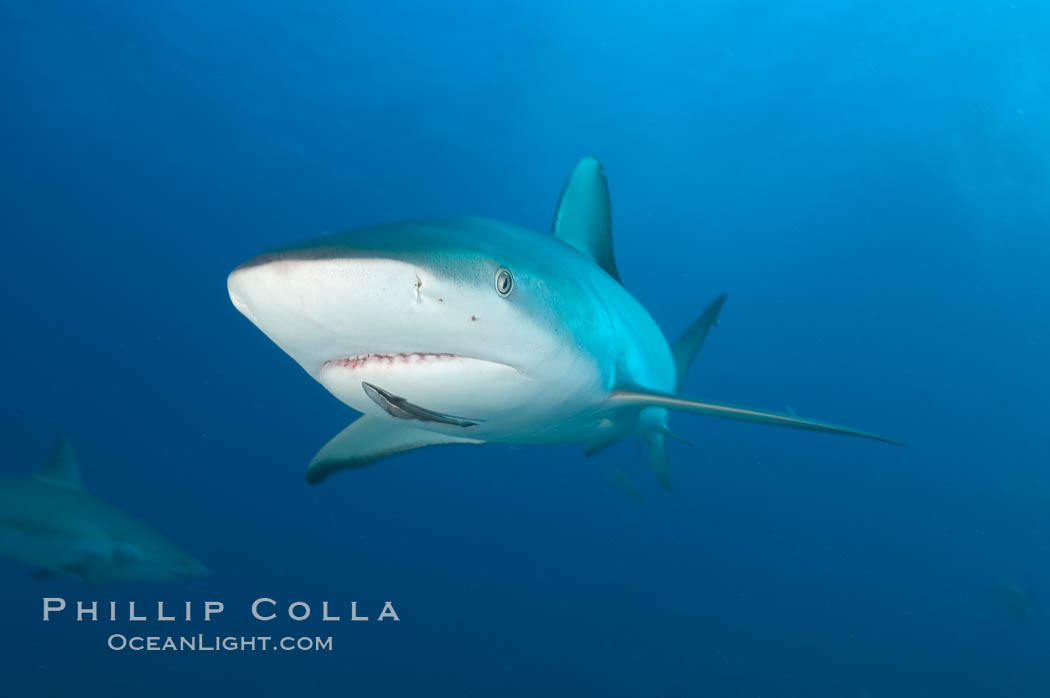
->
xmin=551 ymin=156 xmax=622 ymax=283
xmin=39 ymin=435 xmax=83 ymax=489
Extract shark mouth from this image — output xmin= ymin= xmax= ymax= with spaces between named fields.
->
xmin=324 ymin=352 xmax=461 ymax=371
xmin=322 ymin=352 xmax=523 ymax=376
xmin=318 ymin=352 xmax=524 ymax=424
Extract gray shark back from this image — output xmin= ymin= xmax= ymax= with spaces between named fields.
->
xmin=0 ymin=438 xmax=207 ymax=585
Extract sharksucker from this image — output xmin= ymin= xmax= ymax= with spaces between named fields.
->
xmin=361 ymin=381 xmax=481 ymax=428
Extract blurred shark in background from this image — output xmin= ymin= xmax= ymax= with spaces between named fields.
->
xmin=228 ymin=157 xmax=901 ymax=490
xmin=0 ymin=437 xmax=207 ymax=585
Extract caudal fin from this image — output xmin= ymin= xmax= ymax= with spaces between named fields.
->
xmin=644 ymin=431 xmax=673 ymax=493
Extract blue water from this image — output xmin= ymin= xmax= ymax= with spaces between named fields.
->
xmin=1 ymin=1 xmax=1048 ymax=695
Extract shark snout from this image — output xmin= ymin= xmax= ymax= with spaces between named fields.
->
xmin=227 ymin=252 xmax=347 ymax=326
xmin=153 ymin=548 xmax=209 ymax=580
xmin=114 ymin=541 xmax=209 ymax=582
xmin=227 ymin=263 xmax=263 ymax=323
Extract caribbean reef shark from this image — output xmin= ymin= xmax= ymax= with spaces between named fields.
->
xmin=228 ymin=157 xmax=900 ymax=489
xmin=0 ymin=437 xmax=208 ymax=585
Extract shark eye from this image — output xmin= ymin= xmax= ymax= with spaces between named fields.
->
xmin=494 ymin=267 xmax=514 ymax=297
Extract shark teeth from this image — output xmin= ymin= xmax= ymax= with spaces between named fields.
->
xmin=325 ymin=353 xmax=459 ymax=371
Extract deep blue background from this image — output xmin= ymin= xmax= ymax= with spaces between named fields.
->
xmin=1 ymin=0 xmax=1048 ymax=695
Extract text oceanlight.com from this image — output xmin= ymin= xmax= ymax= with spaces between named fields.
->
xmin=107 ymin=634 xmax=333 ymax=652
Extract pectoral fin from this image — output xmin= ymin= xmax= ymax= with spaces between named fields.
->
xmin=306 ymin=415 xmax=484 ymax=484
xmin=611 ymin=386 xmax=903 ymax=446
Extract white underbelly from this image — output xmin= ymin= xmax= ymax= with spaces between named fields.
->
xmin=317 ymin=353 xmax=606 ymax=442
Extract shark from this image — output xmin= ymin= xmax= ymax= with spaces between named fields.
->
xmin=0 ymin=436 xmax=208 ymax=585
xmin=987 ymin=577 xmax=1037 ymax=626
xmin=228 ymin=156 xmax=901 ymax=489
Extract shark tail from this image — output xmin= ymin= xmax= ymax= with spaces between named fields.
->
xmin=626 ymin=293 xmax=724 ymax=494
xmin=644 ymin=431 xmax=672 ymax=493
